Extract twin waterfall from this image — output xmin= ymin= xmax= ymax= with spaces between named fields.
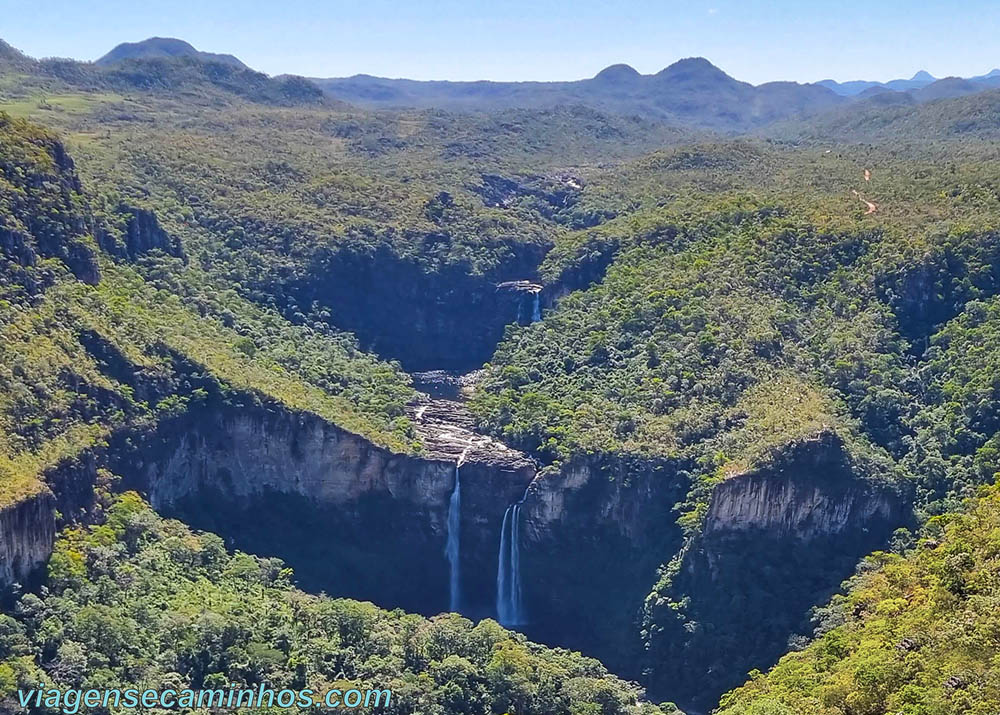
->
xmin=496 ymin=493 xmax=527 ymax=626
xmin=444 ymin=448 xmax=532 ymax=628
xmin=443 ymin=284 xmax=541 ymax=623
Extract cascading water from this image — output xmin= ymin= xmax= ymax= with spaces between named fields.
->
xmin=446 ymin=445 xmax=474 ymax=613
xmin=531 ymin=292 xmax=541 ymax=323
xmin=496 ymin=487 xmax=529 ymax=626
xmin=445 ymin=465 xmax=462 ymax=612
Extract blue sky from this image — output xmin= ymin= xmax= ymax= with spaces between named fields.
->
xmin=2 ymin=0 xmax=999 ymax=84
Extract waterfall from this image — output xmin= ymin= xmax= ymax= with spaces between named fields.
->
xmin=445 ymin=464 xmax=462 ymax=612
xmin=496 ymin=489 xmax=529 ymax=626
xmin=445 ymin=444 xmax=474 ymax=613
xmin=531 ymin=292 xmax=541 ymax=322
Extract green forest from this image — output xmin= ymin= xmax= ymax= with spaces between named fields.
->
xmin=2 ymin=27 xmax=1000 ymax=715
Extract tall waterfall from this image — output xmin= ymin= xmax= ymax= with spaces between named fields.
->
xmin=445 ymin=464 xmax=462 ymax=612
xmin=531 ymin=292 xmax=541 ymax=323
xmin=446 ymin=445 xmax=473 ymax=613
xmin=496 ymin=489 xmax=528 ymax=626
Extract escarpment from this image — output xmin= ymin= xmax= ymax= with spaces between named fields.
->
xmin=509 ymin=454 xmax=689 ymax=678
xmin=286 ymin=247 xmax=550 ymax=371
xmin=644 ymin=432 xmax=911 ymax=712
xmin=0 ymin=490 xmax=55 ymax=595
xmin=108 ymin=400 xmax=536 ymax=617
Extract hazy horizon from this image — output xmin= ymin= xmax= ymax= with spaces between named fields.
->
xmin=2 ymin=0 xmax=999 ymax=85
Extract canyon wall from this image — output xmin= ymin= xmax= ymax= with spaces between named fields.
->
xmin=517 ymin=454 xmax=689 ymax=678
xmin=0 ymin=406 xmax=910 ymax=715
xmin=108 ymin=402 xmax=536 ymax=617
xmin=0 ymin=490 xmax=55 ymax=591
xmin=644 ymin=432 xmax=911 ymax=712
xmin=288 ymin=246 xmax=549 ymax=371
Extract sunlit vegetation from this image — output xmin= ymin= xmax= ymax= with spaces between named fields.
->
xmin=3 ymin=38 xmax=1000 ymax=715
xmin=0 ymin=109 xmax=418 ymax=509
xmin=0 ymin=493 xmax=674 ymax=715
xmin=717 ymin=480 xmax=1000 ymax=715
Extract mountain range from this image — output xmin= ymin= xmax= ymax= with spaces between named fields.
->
xmin=18 ymin=36 xmax=1000 ymax=134
xmin=307 ymin=58 xmax=844 ymax=131
xmin=818 ymin=68 xmax=1000 ymax=95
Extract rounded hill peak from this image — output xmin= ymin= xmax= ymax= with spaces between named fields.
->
xmin=655 ymin=57 xmax=730 ymax=81
xmin=593 ymin=63 xmax=641 ymax=82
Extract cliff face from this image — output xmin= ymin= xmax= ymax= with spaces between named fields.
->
xmin=0 ymin=397 xmax=910 ymax=715
xmin=516 ymin=454 xmax=688 ymax=678
xmin=645 ymin=433 xmax=910 ymax=712
xmin=110 ymin=403 xmax=535 ymax=617
xmin=97 ymin=205 xmax=186 ymax=260
xmin=287 ymin=247 xmax=549 ymax=371
xmin=703 ymin=463 xmax=900 ymax=543
xmin=0 ymin=491 xmax=55 ymax=590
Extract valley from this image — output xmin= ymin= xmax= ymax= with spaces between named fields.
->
xmin=2 ymin=31 xmax=1000 ymax=715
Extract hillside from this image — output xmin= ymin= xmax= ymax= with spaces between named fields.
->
xmin=0 ymin=40 xmax=321 ymax=107
xmin=718 ymin=480 xmax=1000 ymax=715
xmin=2 ymin=31 xmax=1000 ymax=715
xmin=95 ymin=36 xmax=248 ymax=68
xmin=0 ymin=111 xmax=419 ymax=511
xmin=466 ymin=135 xmax=1000 ymax=707
xmin=764 ymin=88 xmax=1000 ymax=146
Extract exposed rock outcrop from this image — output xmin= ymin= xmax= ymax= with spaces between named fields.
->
xmin=0 ymin=490 xmax=55 ymax=590
xmin=107 ymin=401 xmax=535 ymax=617
xmin=704 ymin=463 xmax=900 ymax=544
xmin=644 ymin=432 xmax=910 ymax=712
xmin=97 ymin=205 xmax=185 ymax=260
xmin=472 ymin=173 xmax=581 ymax=216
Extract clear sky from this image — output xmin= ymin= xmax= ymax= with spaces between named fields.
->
xmin=2 ymin=0 xmax=999 ymax=85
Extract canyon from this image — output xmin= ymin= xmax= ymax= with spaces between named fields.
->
xmin=0 ymin=269 xmax=912 ymax=711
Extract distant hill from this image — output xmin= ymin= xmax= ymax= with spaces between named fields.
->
xmin=818 ymin=70 xmax=938 ymax=95
xmin=96 ymin=37 xmax=248 ymax=69
xmin=764 ymin=87 xmax=1000 ymax=144
xmin=817 ymin=68 xmax=1000 ymax=97
xmin=0 ymin=37 xmax=321 ymax=107
xmin=309 ymin=58 xmax=845 ymax=132
xmin=0 ymin=38 xmax=35 ymax=70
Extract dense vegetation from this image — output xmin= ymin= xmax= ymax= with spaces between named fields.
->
xmin=4 ymin=33 xmax=1000 ymax=715
xmin=470 ymin=140 xmax=1000 ymax=707
xmin=717 ymin=481 xmax=1000 ymax=715
xmin=0 ymin=492 xmax=673 ymax=715
xmin=0 ymin=109 xmax=419 ymax=511
xmin=473 ymin=128 xmax=1000 ymax=495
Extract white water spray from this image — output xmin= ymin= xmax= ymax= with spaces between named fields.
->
xmin=445 ymin=444 xmax=474 ymax=613
xmin=496 ymin=487 xmax=529 ymax=626
xmin=531 ymin=292 xmax=541 ymax=323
